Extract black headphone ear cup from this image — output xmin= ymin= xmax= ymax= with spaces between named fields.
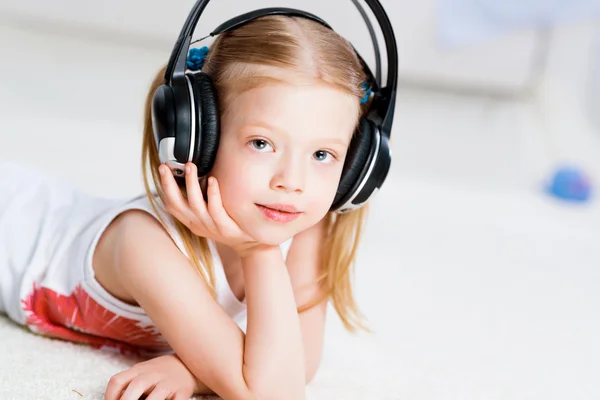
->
xmin=190 ymin=72 xmax=220 ymax=176
xmin=332 ymin=117 xmax=374 ymax=210
xmin=151 ymin=84 xmax=176 ymax=147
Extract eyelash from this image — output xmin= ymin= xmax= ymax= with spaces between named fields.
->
xmin=249 ymin=139 xmax=272 ymax=152
xmin=313 ymin=150 xmax=335 ymax=163
xmin=247 ymin=138 xmax=338 ymax=163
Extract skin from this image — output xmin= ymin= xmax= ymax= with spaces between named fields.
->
xmin=210 ymin=82 xmax=357 ymax=246
xmin=93 ymin=79 xmax=359 ymax=400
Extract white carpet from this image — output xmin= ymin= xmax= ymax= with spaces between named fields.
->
xmin=1 ymin=178 xmax=599 ymax=400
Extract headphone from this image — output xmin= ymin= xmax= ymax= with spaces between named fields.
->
xmin=151 ymin=0 xmax=398 ymax=213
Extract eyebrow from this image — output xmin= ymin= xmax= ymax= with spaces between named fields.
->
xmin=243 ymin=121 xmax=281 ymax=134
xmin=242 ymin=121 xmax=350 ymax=147
xmin=319 ymin=137 xmax=350 ymax=147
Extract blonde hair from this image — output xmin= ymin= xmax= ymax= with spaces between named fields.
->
xmin=141 ymin=15 xmax=372 ymax=332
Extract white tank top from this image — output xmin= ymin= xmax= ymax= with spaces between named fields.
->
xmin=0 ymin=162 xmax=293 ymax=357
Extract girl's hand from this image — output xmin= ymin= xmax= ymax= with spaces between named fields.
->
xmin=104 ymin=354 xmax=207 ymax=400
xmin=159 ymin=162 xmax=270 ymax=258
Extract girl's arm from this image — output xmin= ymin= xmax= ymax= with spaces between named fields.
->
xmin=241 ymin=246 xmax=305 ymax=396
xmin=105 ymin=217 xmax=329 ymax=400
xmin=112 ymin=210 xmax=305 ymax=400
xmin=285 ymin=218 xmax=329 ymax=383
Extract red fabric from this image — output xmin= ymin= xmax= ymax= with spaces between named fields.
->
xmin=21 ymin=282 xmax=171 ymax=356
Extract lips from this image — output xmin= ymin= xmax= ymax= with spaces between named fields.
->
xmin=256 ymin=203 xmax=302 ymax=223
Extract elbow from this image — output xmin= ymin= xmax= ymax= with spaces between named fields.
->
xmin=305 ymin=367 xmax=318 ymax=385
xmin=245 ymin=386 xmax=305 ymax=400
xmin=306 ymin=363 xmax=319 ymax=385
xmin=245 ymin=366 xmax=317 ymax=399
xmin=245 ymin=378 xmax=306 ymax=400
xmin=305 ymin=355 xmax=322 ymax=385
xmin=241 ymin=354 xmax=319 ymax=399
xmin=243 ymin=371 xmax=306 ymax=400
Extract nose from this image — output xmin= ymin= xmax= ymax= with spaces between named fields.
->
xmin=270 ymin=154 xmax=305 ymax=194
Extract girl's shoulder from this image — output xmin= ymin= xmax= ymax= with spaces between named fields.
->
xmin=114 ymin=194 xmax=189 ymax=253
xmin=91 ymin=193 xmax=194 ymax=303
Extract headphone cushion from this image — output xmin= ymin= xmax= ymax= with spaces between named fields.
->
xmin=190 ymin=72 xmax=220 ymax=176
xmin=151 ymin=84 xmax=176 ymax=144
xmin=334 ymin=118 xmax=374 ymax=208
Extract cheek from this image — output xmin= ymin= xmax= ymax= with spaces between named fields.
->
xmin=306 ymin=166 xmax=344 ymax=211
xmin=210 ymin=148 xmax=261 ymax=209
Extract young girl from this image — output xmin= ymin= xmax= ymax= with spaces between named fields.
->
xmin=0 ymin=12 xmax=380 ymax=400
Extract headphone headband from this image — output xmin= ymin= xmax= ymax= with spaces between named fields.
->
xmin=210 ymin=8 xmax=332 ymax=35
xmin=163 ymin=0 xmax=398 ymax=136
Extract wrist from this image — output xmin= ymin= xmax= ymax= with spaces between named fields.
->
xmin=239 ymin=244 xmax=282 ymax=264
xmin=237 ymin=243 xmax=279 ymax=260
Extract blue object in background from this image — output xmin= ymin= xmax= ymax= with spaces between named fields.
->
xmin=546 ymin=166 xmax=593 ymax=202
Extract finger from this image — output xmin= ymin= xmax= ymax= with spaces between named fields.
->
xmin=184 ymin=163 xmax=214 ymax=229
xmin=144 ymin=383 xmax=175 ymax=400
xmin=104 ymin=370 xmax=137 ymax=400
xmin=118 ymin=374 xmax=157 ymax=400
xmin=206 ymin=177 xmax=239 ymax=234
xmin=159 ymin=164 xmax=191 ymax=218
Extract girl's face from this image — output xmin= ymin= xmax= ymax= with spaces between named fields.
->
xmin=209 ymin=81 xmax=359 ymax=245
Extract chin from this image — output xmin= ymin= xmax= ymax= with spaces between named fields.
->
xmin=237 ymin=214 xmax=312 ymax=246
xmin=245 ymin=224 xmax=298 ymax=246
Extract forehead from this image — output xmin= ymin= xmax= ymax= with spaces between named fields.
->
xmin=225 ymin=82 xmax=359 ymax=143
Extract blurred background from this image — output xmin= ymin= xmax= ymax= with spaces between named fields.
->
xmin=0 ymin=0 xmax=599 ymax=399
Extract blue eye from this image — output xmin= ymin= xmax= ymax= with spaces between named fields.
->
xmin=313 ymin=150 xmax=334 ymax=163
xmin=250 ymin=139 xmax=272 ymax=152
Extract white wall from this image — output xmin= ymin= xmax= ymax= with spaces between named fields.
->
xmin=0 ymin=0 xmax=547 ymax=93
xmin=0 ymin=0 xmax=598 ymax=195
xmin=584 ymin=25 xmax=600 ymax=134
